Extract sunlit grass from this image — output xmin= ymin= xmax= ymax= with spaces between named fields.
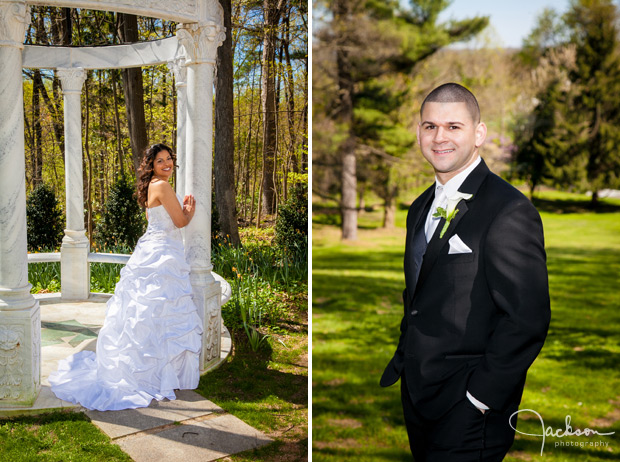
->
xmin=312 ymin=191 xmax=620 ymax=461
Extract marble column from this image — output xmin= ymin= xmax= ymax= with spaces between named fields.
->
xmin=58 ymin=67 xmax=89 ymax=301
xmin=0 ymin=0 xmax=41 ymax=408
xmin=177 ymin=21 xmax=225 ymax=370
xmin=168 ymin=57 xmax=188 ymax=198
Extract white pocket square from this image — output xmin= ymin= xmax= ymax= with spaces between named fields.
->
xmin=448 ymin=234 xmax=472 ymax=254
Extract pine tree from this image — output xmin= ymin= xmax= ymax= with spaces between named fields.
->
xmin=95 ymin=177 xmax=146 ymax=250
xmin=26 ymin=183 xmax=64 ymax=251
xmin=565 ymin=0 xmax=620 ymax=205
xmin=514 ymin=0 xmax=620 ymax=205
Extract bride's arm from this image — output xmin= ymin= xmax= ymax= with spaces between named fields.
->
xmin=149 ymin=181 xmax=195 ymax=228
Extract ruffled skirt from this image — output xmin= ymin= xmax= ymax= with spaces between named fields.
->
xmin=49 ymin=232 xmax=203 ymax=411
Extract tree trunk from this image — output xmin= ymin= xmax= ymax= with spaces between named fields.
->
xmin=118 ymin=13 xmax=148 ymax=176
xmin=529 ymin=181 xmax=537 ymax=201
xmin=84 ymin=72 xmax=94 ymax=243
xmin=335 ymin=1 xmax=357 ymax=240
xmin=284 ymin=9 xmax=298 ymax=174
xmin=260 ymin=0 xmax=285 ymax=215
xmin=32 ymin=11 xmax=48 ymax=183
xmin=61 ymin=8 xmax=72 ymax=44
xmin=590 ymin=190 xmax=599 ymax=208
xmin=111 ymin=70 xmax=126 ymax=178
xmin=341 ymin=141 xmax=357 ymax=240
xmin=215 ymin=0 xmax=241 ymax=246
xmin=382 ymin=190 xmax=397 ymax=229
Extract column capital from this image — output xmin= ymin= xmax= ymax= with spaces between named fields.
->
xmin=167 ymin=57 xmax=188 ymax=87
xmin=0 ymin=1 xmax=29 ymax=49
xmin=176 ymin=22 xmax=225 ymax=65
xmin=57 ymin=67 xmax=86 ymax=94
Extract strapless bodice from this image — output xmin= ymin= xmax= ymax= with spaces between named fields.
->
xmin=145 ymin=194 xmax=183 ymax=240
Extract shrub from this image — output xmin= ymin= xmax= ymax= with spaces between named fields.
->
xmin=274 ymin=180 xmax=308 ymax=254
xmin=26 ymin=183 xmax=64 ymax=251
xmin=95 ymin=176 xmax=146 ymax=249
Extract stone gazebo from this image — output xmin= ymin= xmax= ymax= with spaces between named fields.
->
xmin=0 ymin=0 xmax=229 ymax=408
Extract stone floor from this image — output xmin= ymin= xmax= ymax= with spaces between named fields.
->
xmin=0 ymin=294 xmax=272 ymax=461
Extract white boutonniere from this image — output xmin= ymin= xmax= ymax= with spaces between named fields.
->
xmin=433 ymin=192 xmax=473 ymax=239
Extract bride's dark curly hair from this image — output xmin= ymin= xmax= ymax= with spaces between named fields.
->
xmin=136 ymin=143 xmax=177 ymax=208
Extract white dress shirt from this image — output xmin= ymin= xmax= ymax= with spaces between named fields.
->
xmin=424 ymin=156 xmax=481 ymax=242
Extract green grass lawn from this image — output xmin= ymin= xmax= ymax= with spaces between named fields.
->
xmin=312 ymin=191 xmax=620 ymax=461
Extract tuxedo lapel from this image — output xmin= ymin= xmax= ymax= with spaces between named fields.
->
xmin=404 ymin=186 xmax=434 ymax=302
xmin=414 ymin=159 xmax=491 ymax=296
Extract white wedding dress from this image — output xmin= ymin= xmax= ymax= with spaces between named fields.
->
xmin=49 ymin=195 xmax=203 ymax=411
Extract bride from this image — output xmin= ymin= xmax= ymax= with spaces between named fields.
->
xmin=49 ymin=143 xmax=203 ymax=411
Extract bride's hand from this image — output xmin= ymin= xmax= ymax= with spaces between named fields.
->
xmin=183 ymin=195 xmax=196 ymax=219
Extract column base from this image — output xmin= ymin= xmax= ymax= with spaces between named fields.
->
xmin=60 ymin=230 xmax=90 ymax=301
xmin=0 ymin=300 xmax=41 ymax=408
xmin=0 ymin=284 xmax=36 ymax=311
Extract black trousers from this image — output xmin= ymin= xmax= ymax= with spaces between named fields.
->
xmin=401 ymin=375 xmax=518 ymax=462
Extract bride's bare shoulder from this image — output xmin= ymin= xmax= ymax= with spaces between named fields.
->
xmin=149 ymin=178 xmax=172 ymax=191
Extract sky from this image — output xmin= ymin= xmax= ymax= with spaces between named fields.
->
xmin=437 ymin=0 xmax=572 ymax=49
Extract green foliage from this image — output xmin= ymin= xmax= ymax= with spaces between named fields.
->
xmin=90 ymin=262 xmax=123 ymax=294
xmin=213 ymin=234 xmax=307 ymax=337
xmin=511 ymin=80 xmax=570 ymax=196
xmin=26 ymin=183 xmax=64 ymax=252
xmin=95 ymin=176 xmax=146 ymax=249
xmin=29 ymin=262 xmax=61 ymax=294
xmin=275 ymin=181 xmax=308 ymax=254
xmin=514 ymin=0 xmax=620 ymax=202
xmin=240 ymin=296 xmax=271 ymax=352
xmin=519 ymin=8 xmax=568 ymax=66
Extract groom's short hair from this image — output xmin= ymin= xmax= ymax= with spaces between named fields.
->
xmin=420 ymin=83 xmax=481 ymax=123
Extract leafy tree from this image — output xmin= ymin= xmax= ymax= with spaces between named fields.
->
xmin=512 ymin=80 xmax=566 ymax=198
xmin=564 ymin=0 xmax=620 ymax=205
xmin=314 ymin=0 xmax=488 ymax=238
xmin=26 ymin=183 xmax=64 ymax=251
xmin=513 ymin=0 xmax=620 ymax=205
xmin=95 ymin=176 xmax=146 ymax=249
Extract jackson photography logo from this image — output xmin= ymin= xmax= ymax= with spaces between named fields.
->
xmin=510 ymin=409 xmax=615 ymax=456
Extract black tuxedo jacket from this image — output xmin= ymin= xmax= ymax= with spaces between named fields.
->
xmin=380 ymin=159 xmax=551 ymax=419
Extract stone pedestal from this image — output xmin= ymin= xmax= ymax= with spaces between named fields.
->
xmin=0 ymin=0 xmax=41 ymax=408
xmin=58 ymin=67 xmax=90 ymax=301
xmin=0 ymin=302 xmax=41 ymax=407
xmin=60 ymin=231 xmax=90 ymax=301
xmin=178 ymin=21 xmax=225 ymax=367
xmin=190 ymin=270 xmax=222 ymax=370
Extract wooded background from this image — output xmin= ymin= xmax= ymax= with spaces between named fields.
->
xmin=23 ymin=0 xmax=308 ymax=248
xmin=313 ymin=0 xmax=620 ymax=240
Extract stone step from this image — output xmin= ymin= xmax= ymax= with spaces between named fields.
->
xmin=86 ymin=390 xmax=272 ymax=462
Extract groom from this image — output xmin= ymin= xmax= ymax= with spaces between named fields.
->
xmin=381 ymin=83 xmax=551 ymax=461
